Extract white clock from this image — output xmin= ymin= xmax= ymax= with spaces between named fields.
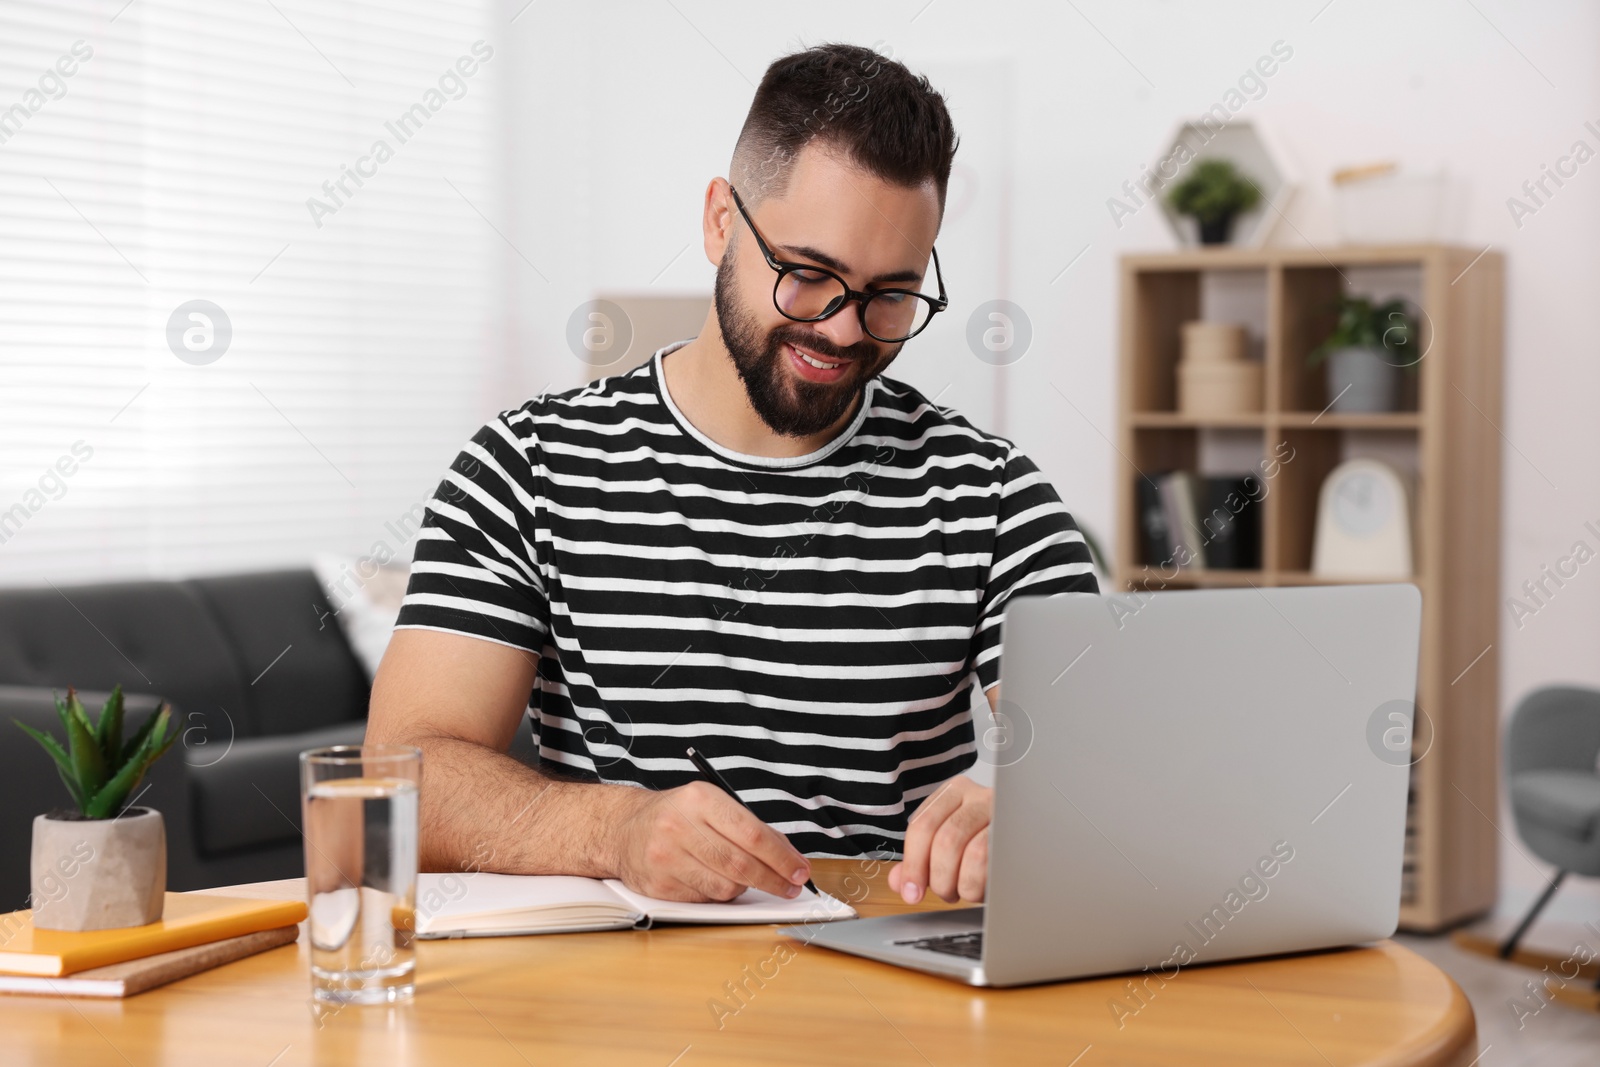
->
xmin=1311 ymin=459 xmax=1413 ymax=578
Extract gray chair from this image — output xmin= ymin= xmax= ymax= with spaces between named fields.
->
xmin=1498 ymin=685 xmax=1600 ymax=972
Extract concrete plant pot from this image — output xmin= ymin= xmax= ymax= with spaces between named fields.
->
xmin=30 ymin=807 xmax=166 ymax=931
xmin=1324 ymin=345 xmax=1402 ymax=413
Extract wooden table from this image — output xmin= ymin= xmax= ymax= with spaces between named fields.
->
xmin=3 ymin=859 xmax=1476 ymax=1066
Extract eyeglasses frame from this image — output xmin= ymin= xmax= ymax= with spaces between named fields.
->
xmin=727 ymin=184 xmax=948 ymax=344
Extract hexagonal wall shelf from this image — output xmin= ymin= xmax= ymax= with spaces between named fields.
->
xmin=1149 ymin=119 xmax=1295 ymax=247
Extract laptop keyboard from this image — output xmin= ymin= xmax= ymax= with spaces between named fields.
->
xmin=894 ymin=931 xmax=983 ymax=960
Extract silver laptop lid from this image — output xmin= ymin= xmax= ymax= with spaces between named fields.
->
xmin=982 ymin=584 xmax=1421 ymax=988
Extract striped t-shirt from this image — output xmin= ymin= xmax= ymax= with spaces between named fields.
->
xmin=395 ymin=341 xmax=1098 ymax=857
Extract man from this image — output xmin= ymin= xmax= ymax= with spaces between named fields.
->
xmin=368 ymin=43 xmax=1096 ymax=908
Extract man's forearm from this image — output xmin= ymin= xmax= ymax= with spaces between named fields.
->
xmin=404 ymin=732 xmax=644 ymax=876
xmin=365 ymin=632 xmax=810 ymax=901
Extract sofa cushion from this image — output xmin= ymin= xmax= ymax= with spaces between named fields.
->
xmin=186 ymin=571 xmax=369 ymax=737
xmin=1511 ymin=769 xmax=1600 ymax=840
xmin=0 ymin=580 xmax=251 ymax=736
xmin=187 ymin=720 xmax=369 ymax=856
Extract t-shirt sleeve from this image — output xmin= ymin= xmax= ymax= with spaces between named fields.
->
xmin=394 ymin=413 xmax=548 ymax=653
xmin=970 ymin=445 xmax=1099 ymax=692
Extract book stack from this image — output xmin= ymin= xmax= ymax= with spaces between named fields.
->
xmin=0 ymin=893 xmax=306 ymax=998
xmin=1137 ymin=471 xmax=1263 ymax=571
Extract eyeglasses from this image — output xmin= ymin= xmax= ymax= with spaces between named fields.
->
xmin=728 ymin=185 xmax=948 ymax=344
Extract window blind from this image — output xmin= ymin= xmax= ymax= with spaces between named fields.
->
xmin=0 ymin=0 xmax=506 ymax=585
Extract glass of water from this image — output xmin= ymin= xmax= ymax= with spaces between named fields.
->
xmin=300 ymin=745 xmax=421 ymax=1005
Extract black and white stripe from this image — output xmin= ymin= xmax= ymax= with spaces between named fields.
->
xmin=396 ymin=342 xmax=1097 ymax=856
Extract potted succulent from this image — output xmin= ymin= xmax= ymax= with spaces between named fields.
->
xmin=15 ymin=687 xmax=176 ymax=930
xmin=1167 ymin=159 xmax=1262 ymax=245
xmin=1308 ymin=296 xmax=1421 ymax=413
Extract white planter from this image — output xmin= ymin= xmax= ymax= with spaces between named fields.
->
xmin=30 ymin=807 xmax=166 ymax=931
xmin=1325 ymin=346 xmax=1402 ymax=413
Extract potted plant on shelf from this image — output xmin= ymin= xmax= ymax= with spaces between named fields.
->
xmin=15 ymin=686 xmax=176 ymax=931
xmin=1166 ymin=159 xmax=1262 ymax=245
xmin=1308 ymin=295 xmax=1421 ymax=413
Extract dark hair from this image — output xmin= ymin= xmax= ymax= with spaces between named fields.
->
xmin=730 ymin=43 xmax=959 ymax=211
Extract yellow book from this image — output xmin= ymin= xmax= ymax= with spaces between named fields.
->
xmin=0 ymin=893 xmax=307 ymax=977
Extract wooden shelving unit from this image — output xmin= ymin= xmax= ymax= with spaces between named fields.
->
xmin=1114 ymin=245 xmax=1504 ymax=931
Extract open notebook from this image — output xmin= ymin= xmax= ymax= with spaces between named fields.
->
xmin=414 ymin=873 xmax=857 ymax=938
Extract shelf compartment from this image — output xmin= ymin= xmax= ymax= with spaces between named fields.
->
xmin=1123 ymin=427 xmax=1269 ymax=577
xmin=1126 ymin=270 xmax=1198 ymax=413
xmin=1262 ymin=429 xmax=1424 ymax=598
xmin=1124 ymin=268 xmax=1267 ymax=414
xmin=1262 ymin=428 xmax=1339 ymax=574
xmin=1277 ymin=263 xmax=1425 ymax=416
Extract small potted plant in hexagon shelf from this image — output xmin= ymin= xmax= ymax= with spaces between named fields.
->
xmin=15 ymin=686 xmax=176 ymax=931
xmin=1167 ymin=159 xmax=1262 ymax=245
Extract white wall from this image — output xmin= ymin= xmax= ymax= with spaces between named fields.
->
xmin=502 ymin=0 xmax=1599 ymax=921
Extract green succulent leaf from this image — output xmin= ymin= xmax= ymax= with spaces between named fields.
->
xmin=52 ymin=762 xmax=90 ymax=815
xmin=145 ymin=706 xmax=177 ymax=761
xmin=64 ymin=688 xmax=96 ymax=738
xmin=16 ymin=719 xmax=72 ymax=773
xmin=15 ymin=719 xmax=88 ymax=814
xmin=64 ymin=695 xmax=108 ymax=802
xmin=86 ymin=706 xmax=176 ymax=819
xmin=120 ymin=701 xmax=168 ymax=764
xmin=19 ymin=688 xmax=178 ymax=818
xmin=85 ymin=767 xmax=135 ymax=819
xmin=54 ymin=690 xmax=74 ymax=739
xmin=96 ymin=685 xmax=126 ymax=768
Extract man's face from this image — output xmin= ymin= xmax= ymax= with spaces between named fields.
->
xmin=713 ymin=144 xmax=941 ymax=438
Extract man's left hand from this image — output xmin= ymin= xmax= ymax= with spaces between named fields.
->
xmin=887 ymin=774 xmax=992 ymax=904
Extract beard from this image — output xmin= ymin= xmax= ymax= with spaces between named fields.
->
xmin=713 ymin=246 xmax=901 ymax=438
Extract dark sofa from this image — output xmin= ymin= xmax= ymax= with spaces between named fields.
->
xmin=0 ymin=569 xmax=373 ymax=907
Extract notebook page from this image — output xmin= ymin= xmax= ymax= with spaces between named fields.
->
xmin=602 ymin=881 xmax=857 ymax=926
xmin=414 ymin=873 xmax=636 ymax=935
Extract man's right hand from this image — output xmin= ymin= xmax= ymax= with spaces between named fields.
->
xmin=369 ymin=630 xmax=813 ymax=900
xmin=610 ymin=781 xmax=813 ymax=902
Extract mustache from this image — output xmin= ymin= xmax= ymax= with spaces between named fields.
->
xmin=771 ymin=325 xmax=879 ymax=364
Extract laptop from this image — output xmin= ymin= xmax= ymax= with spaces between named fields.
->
xmin=781 ymin=584 xmax=1422 ymax=987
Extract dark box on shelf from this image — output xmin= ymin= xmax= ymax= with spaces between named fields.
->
xmin=1198 ymin=475 xmax=1262 ymax=570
